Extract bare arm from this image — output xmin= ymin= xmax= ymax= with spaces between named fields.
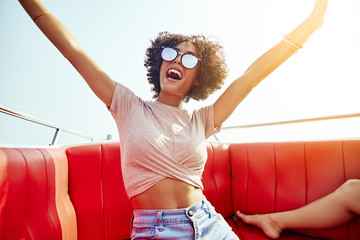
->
xmin=19 ymin=0 xmax=116 ymax=107
xmin=214 ymin=0 xmax=328 ymax=127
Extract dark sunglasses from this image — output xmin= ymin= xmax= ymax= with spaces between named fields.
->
xmin=161 ymin=47 xmax=201 ymax=69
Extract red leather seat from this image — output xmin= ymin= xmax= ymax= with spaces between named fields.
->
xmin=1 ymin=139 xmax=359 ymax=239
xmin=0 ymin=148 xmax=76 ymax=240
xmin=230 ymin=140 xmax=360 ymax=240
xmin=66 ymin=142 xmax=132 ymax=240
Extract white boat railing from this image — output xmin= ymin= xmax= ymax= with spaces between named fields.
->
xmin=1 ymin=103 xmax=359 ymax=144
xmin=213 ymin=112 xmax=360 ymax=141
xmin=0 ymin=104 xmax=97 ymax=145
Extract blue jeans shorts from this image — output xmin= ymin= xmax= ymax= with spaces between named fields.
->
xmin=131 ymin=197 xmax=239 ymax=239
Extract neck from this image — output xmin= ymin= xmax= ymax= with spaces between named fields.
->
xmin=156 ymin=93 xmax=184 ymax=108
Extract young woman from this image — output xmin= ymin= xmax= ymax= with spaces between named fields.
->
xmin=19 ymin=0 xmax=328 ymax=239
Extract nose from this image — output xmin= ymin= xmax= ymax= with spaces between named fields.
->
xmin=173 ymin=54 xmax=181 ymax=64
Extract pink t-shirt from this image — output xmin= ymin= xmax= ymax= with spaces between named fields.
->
xmin=109 ymin=82 xmax=221 ymax=199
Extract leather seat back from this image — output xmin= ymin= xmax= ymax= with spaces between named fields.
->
xmin=0 ymin=148 xmax=77 ymax=240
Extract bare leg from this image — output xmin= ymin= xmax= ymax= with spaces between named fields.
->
xmin=236 ymin=179 xmax=360 ymax=239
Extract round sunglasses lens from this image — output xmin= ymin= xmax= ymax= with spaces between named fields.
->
xmin=182 ymin=54 xmax=198 ymax=69
xmin=161 ymin=48 xmax=177 ymax=61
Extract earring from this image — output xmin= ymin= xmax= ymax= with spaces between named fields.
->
xmin=194 ymin=81 xmax=199 ymax=87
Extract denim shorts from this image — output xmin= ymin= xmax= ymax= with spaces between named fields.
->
xmin=131 ymin=197 xmax=239 ymax=239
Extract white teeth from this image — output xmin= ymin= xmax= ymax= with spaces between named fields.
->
xmin=168 ymin=69 xmax=182 ymax=79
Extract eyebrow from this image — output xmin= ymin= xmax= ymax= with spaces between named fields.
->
xmin=174 ymin=47 xmax=197 ymax=56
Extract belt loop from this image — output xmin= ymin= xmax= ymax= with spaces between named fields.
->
xmin=203 ymin=198 xmax=213 ymax=217
xmin=131 ymin=214 xmax=134 ymax=229
xmin=157 ymin=211 xmax=164 ymax=231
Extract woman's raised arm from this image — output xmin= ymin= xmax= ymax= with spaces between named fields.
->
xmin=19 ymin=0 xmax=116 ymax=107
xmin=213 ymin=0 xmax=328 ymax=127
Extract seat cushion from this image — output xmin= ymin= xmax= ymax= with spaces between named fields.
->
xmin=0 ymin=148 xmax=76 ymax=240
xmin=203 ymin=142 xmax=233 ymax=217
xmin=230 ymin=140 xmax=360 ymax=240
xmin=66 ymin=142 xmax=132 ymax=240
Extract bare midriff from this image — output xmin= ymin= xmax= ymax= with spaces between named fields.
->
xmin=131 ymin=178 xmax=204 ymax=210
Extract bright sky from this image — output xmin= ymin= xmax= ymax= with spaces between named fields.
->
xmin=0 ymin=0 xmax=359 ymax=145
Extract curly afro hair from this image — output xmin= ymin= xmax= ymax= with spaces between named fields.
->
xmin=144 ymin=32 xmax=228 ymax=102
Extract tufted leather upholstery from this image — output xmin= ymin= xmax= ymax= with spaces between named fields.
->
xmin=0 ymin=148 xmax=76 ymax=240
xmin=1 ymin=140 xmax=359 ymax=239
xmin=231 ymin=140 xmax=360 ymax=240
xmin=66 ymin=142 xmax=132 ymax=240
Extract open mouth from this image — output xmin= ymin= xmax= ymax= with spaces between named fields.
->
xmin=166 ymin=68 xmax=183 ymax=81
